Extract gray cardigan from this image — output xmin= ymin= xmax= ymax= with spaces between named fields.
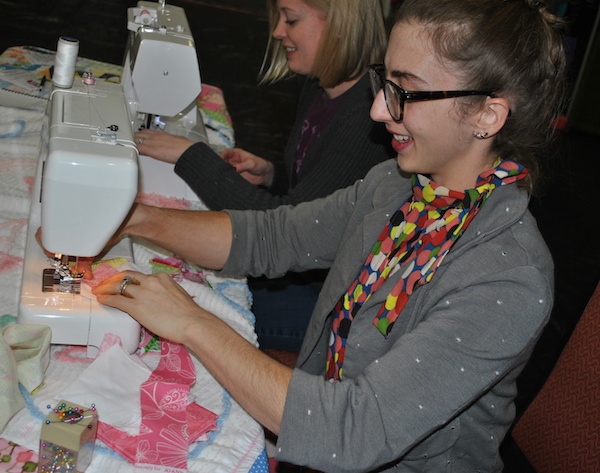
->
xmin=222 ymin=160 xmax=554 ymax=473
xmin=174 ymin=74 xmax=393 ymax=211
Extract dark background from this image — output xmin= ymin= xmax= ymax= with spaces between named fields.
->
xmin=0 ymin=0 xmax=306 ymax=160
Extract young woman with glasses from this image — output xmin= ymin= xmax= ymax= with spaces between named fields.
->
xmin=133 ymin=0 xmax=393 ymax=353
xmin=94 ymin=0 xmax=566 ymax=471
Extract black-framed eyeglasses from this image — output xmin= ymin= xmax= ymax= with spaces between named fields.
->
xmin=368 ymin=64 xmax=494 ymax=122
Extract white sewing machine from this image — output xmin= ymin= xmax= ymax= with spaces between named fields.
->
xmin=18 ymin=1 xmax=206 ymax=356
xmin=123 ymin=0 xmax=208 ymax=200
xmin=18 ymin=80 xmax=142 ymax=357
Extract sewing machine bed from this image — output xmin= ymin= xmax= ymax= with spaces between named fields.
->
xmin=0 ymin=47 xmax=267 ymax=473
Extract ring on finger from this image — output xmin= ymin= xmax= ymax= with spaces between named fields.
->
xmin=119 ymin=276 xmax=135 ymax=296
xmin=138 ymin=138 xmax=144 ymax=145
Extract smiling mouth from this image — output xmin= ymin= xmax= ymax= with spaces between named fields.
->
xmin=393 ymin=134 xmax=411 ymax=143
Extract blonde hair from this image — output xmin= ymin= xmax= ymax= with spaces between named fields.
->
xmin=260 ymin=0 xmax=387 ymax=88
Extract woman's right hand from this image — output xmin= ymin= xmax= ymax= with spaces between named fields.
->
xmin=33 ymin=203 xmax=142 ymax=280
xmin=220 ymin=148 xmax=275 ymax=187
xmin=35 ymin=227 xmax=94 ymax=279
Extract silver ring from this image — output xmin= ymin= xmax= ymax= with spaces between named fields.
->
xmin=138 ymin=138 xmax=144 ymax=145
xmin=119 ymin=276 xmax=134 ymax=296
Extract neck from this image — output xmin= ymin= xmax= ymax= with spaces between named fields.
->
xmin=323 ymin=77 xmax=360 ymax=99
xmin=430 ymin=154 xmax=497 ymax=191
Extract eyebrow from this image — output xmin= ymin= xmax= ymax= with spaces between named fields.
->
xmin=279 ymin=7 xmax=296 ymax=16
xmin=389 ymin=69 xmax=427 ymax=87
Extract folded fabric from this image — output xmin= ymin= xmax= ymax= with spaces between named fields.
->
xmin=135 ymin=340 xmax=197 ymax=472
xmin=56 ymin=335 xmax=218 ymax=471
xmin=150 ymin=256 xmax=211 ymax=285
xmin=0 ymin=325 xmax=24 ymax=433
xmin=56 ymin=342 xmax=152 ymax=434
xmin=97 ymin=402 xmax=217 ymax=464
xmin=196 ymin=84 xmax=235 ymax=153
xmin=0 ymin=322 xmax=51 ymax=432
xmin=82 ymin=259 xmax=140 ymax=290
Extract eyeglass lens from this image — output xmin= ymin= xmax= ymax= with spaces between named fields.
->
xmin=369 ymin=68 xmax=402 ymax=121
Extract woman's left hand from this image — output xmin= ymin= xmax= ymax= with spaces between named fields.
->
xmin=94 ymin=270 xmax=291 ymax=435
xmin=92 ymin=270 xmax=203 ymax=345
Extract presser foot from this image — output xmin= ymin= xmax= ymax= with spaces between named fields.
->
xmin=41 ymin=254 xmax=85 ymax=294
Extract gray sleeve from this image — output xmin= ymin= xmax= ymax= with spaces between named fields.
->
xmin=220 ymin=180 xmax=364 ymax=279
xmin=219 ymin=160 xmax=403 ymax=279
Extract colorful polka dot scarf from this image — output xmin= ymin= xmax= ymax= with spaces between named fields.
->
xmin=325 ymin=159 xmax=527 ymax=380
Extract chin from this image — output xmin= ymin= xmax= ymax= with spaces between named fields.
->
xmin=287 ymin=61 xmax=310 ymax=76
xmin=395 ymin=155 xmax=417 ymax=174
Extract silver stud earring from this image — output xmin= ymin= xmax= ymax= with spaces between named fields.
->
xmin=473 ymin=131 xmax=489 ymax=139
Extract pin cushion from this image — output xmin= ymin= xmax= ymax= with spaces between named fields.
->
xmin=39 ymin=400 xmax=98 ymax=473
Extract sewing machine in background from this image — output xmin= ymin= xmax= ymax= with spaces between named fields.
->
xmin=18 ymin=1 xmax=206 ymax=356
xmin=123 ymin=0 xmax=207 ymax=200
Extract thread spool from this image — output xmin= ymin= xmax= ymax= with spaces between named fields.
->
xmin=53 ymin=37 xmax=79 ymax=88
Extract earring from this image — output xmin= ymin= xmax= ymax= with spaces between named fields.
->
xmin=473 ymin=131 xmax=489 ymax=139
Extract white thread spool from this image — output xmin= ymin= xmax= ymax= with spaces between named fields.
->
xmin=53 ymin=37 xmax=79 ymax=88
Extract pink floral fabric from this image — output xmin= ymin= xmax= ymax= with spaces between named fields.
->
xmin=97 ymin=340 xmax=217 ymax=472
xmin=0 ymin=438 xmax=38 ymax=472
xmin=135 ymin=341 xmax=196 ymax=472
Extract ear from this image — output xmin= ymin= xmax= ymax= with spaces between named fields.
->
xmin=473 ymin=97 xmax=511 ymax=138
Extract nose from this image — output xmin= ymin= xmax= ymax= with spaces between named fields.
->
xmin=370 ymin=89 xmax=390 ymax=123
xmin=273 ymin=16 xmax=286 ymax=40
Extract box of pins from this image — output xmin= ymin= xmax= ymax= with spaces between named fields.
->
xmin=39 ymin=400 xmax=98 ymax=473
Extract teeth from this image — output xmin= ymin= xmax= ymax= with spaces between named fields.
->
xmin=285 ymin=47 xmax=296 ymax=52
xmin=393 ymin=134 xmax=411 ymax=143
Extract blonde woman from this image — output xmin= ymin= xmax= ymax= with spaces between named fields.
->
xmin=135 ymin=0 xmax=393 ymax=352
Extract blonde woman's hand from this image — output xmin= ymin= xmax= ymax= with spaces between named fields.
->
xmin=135 ymin=129 xmax=195 ymax=164
xmin=220 ymin=148 xmax=275 ymax=187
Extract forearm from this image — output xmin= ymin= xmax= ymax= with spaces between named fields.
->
xmin=182 ymin=312 xmax=292 ymax=434
xmin=125 ymin=204 xmax=232 ymax=270
xmin=176 ymin=145 xmax=289 ymax=211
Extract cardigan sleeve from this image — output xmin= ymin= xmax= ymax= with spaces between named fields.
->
xmin=174 ymin=142 xmax=288 ymax=211
xmin=266 ymin=160 xmax=288 ymax=196
xmin=174 ymin=75 xmax=394 ymax=211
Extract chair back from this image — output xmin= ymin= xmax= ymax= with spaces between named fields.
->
xmin=511 ymin=281 xmax=600 ymax=472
